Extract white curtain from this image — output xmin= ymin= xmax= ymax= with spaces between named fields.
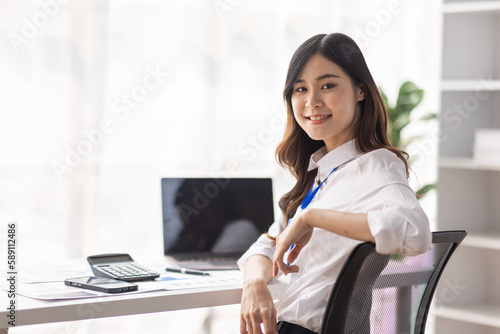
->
xmin=0 ymin=0 xmax=439 ymax=332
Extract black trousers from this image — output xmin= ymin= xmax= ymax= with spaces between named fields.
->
xmin=277 ymin=321 xmax=317 ymax=334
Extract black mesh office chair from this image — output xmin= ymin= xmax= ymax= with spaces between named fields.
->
xmin=319 ymin=230 xmax=466 ymax=334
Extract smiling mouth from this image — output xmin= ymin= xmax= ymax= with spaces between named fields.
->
xmin=306 ymin=115 xmax=331 ymax=121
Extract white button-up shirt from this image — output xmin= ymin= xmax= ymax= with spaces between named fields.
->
xmin=237 ymin=139 xmax=431 ymax=333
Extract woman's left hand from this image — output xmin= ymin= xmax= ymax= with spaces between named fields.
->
xmin=273 ymin=209 xmax=314 ymax=277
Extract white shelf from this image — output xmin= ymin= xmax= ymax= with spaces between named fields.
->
xmin=439 ymin=157 xmax=500 ymax=171
xmin=461 ymin=233 xmax=500 ymax=250
xmin=437 ymin=0 xmax=500 ymax=332
xmin=444 ymin=1 xmax=500 ymax=14
xmin=441 ymin=79 xmax=500 ymax=91
xmin=433 ymin=303 xmax=500 ymax=328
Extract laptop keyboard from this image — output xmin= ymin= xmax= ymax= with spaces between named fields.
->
xmin=173 ymin=252 xmax=241 ymax=262
xmin=184 ymin=256 xmax=234 ymax=262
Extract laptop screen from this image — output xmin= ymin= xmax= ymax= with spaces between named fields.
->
xmin=161 ymin=177 xmax=274 ymax=256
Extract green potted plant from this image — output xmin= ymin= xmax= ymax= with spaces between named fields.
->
xmin=380 ymin=81 xmax=436 ymax=198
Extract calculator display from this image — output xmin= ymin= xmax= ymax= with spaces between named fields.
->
xmin=89 ymin=254 xmax=132 ymax=264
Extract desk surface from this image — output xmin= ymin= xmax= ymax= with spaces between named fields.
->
xmin=0 ymin=276 xmax=286 ymax=330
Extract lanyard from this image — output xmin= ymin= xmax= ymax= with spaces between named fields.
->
xmin=285 ymin=159 xmax=350 ymax=265
xmin=300 ymin=164 xmax=341 ymax=210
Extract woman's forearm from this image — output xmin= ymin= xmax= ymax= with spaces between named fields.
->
xmin=243 ymin=254 xmax=274 ymax=282
xmin=303 ymin=208 xmax=375 ymax=243
xmin=240 ymin=254 xmax=278 ymax=334
xmin=273 ymin=208 xmax=375 ymax=276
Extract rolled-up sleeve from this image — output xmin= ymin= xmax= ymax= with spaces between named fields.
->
xmin=237 ymin=215 xmax=285 ymax=271
xmin=367 ymin=195 xmax=431 ymax=255
xmin=357 ymin=150 xmax=432 ymax=255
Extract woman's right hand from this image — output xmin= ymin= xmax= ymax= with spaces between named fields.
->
xmin=240 ymin=277 xmax=278 ymax=334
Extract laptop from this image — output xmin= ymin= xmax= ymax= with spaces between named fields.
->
xmin=161 ymin=177 xmax=274 ymax=270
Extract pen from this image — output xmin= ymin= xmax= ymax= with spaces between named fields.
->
xmin=165 ymin=267 xmax=210 ymax=276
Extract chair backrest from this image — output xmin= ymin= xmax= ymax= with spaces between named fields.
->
xmin=319 ymin=230 xmax=467 ymax=334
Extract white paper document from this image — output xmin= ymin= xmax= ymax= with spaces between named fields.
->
xmin=154 ymin=271 xmax=242 ymax=290
xmin=1 ymin=280 xmax=168 ymax=300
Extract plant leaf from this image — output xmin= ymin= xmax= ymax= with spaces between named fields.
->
xmin=396 ymin=81 xmax=424 ymax=113
xmin=420 ymin=112 xmax=437 ymax=121
xmin=416 ymin=183 xmax=437 ymax=198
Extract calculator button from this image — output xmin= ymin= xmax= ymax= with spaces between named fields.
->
xmin=93 ymin=263 xmax=160 ymax=281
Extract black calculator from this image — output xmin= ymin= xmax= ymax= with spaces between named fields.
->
xmin=87 ymin=253 xmax=160 ymax=282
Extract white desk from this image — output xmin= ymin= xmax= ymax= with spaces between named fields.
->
xmin=0 ymin=278 xmax=285 ymax=333
xmin=0 ymin=284 xmax=241 ymax=333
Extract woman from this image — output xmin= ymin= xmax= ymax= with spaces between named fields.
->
xmin=237 ymin=33 xmax=431 ymax=334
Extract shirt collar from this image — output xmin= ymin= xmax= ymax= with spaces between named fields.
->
xmin=308 ymin=139 xmax=360 ymax=181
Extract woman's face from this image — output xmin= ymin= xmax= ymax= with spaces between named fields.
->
xmin=291 ymin=53 xmax=364 ymax=152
